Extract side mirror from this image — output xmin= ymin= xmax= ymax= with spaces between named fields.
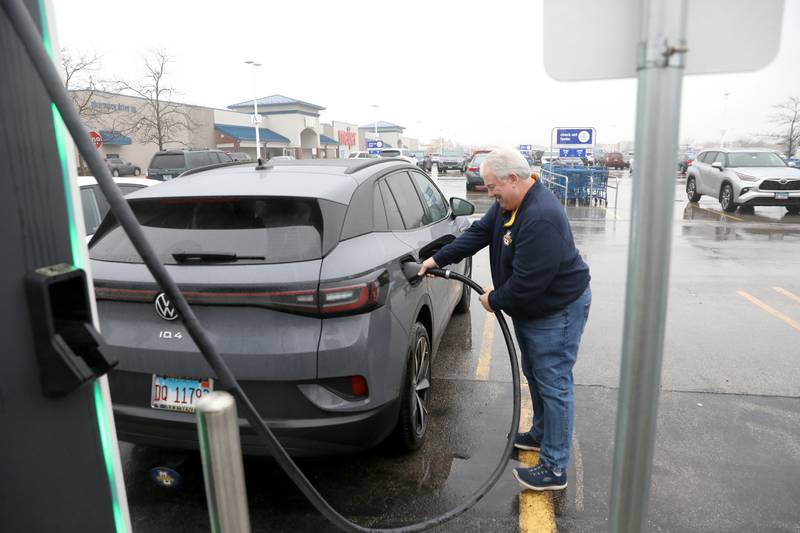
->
xmin=712 ymin=161 xmax=724 ymax=171
xmin=450 ymin=197 xmax=474 ymax=217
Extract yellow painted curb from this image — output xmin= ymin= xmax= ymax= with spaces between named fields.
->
xmin=518 ymin=383 xmax=557 ymax=533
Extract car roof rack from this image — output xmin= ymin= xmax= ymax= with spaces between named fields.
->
xmin=177 ymin=160 xmax=253 ymax=178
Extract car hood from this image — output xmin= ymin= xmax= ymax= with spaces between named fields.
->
xmin=729 ymin=167 xmax=800 ymax=179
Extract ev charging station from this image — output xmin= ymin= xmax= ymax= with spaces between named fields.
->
xmin=0 ymin=0 xmax=786 ymax=531
xmin=0 ymin=1 xmax=130 ymax=531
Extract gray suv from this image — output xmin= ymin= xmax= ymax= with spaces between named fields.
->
xmin=89 ymin=159 xmax=474 ymax=456
xmin=686 ymin=148 xmax=800 ymax=214
xmin=147 ymin=149 xmax=233 ymax=181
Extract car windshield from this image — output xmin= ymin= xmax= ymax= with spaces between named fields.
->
xmin=90 ymin=196 xmax=325 ymax=264
xmin=726 ymin=152 xmax=787 ymax=168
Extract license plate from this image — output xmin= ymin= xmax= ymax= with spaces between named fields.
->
xmin=151 ymin=375 xmax=213 ymax=413
xmin=775 ymin=192 xmax=789 ymax=199
xmin=163 ymin=174 xmax=173 ymax=180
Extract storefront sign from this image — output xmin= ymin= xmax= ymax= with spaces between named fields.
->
xmin=338 ymin=131 xmax=356 ymax=147
xmin=89 ymin=131 xmax=102 ymax=149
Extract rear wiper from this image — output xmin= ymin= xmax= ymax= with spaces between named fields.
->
xmin=172 ymin=252 xmax=265 ymax=263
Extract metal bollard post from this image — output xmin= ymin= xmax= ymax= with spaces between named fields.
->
xmin=196 ymin=391 xmax=252 ymax=533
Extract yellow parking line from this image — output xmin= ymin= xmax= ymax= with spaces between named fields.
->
xmin=519 ymin=382 xmax=557 ymax=533
xmin=737 ymin=290 xmax=800 ymax=333
xmin=773 ymin=287 xmax=800 ymax=305
xmin=700 ymin=207 xmax=744 ymax=221
xmin=475 ymin=313 xmax=495 ymax=380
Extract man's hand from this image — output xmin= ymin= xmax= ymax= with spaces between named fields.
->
xmin=479 ymin=287 xmax=494 ymax=312
xmin=417 ymin=257 xmax=439 ymax=277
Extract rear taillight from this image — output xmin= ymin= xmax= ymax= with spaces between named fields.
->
xmin=687 ymin=159 xmax=694 ymax=166
xmin=94 ymin=269 xmax=389 ymax=318
xmin=468 ymin=167 xmax=478 ymax=172
xmin=351 ymin=376 xmax=368 ymax=397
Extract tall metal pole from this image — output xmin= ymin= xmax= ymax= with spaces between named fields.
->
xmin=609 ymin=0 xmax=687 ymax=531
xmin=245 ymin=61 xmax=261 ymax=160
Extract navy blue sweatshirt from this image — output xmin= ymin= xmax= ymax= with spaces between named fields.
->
xmin=433 ymin=179 xmax=590 ymax=320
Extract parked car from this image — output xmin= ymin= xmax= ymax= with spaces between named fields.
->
xmin=685 ymin=148 xmax=800 ymax=214
xmin=416 ymin=153 xmax=433 ymax=172
xmin=147 ymin=149 xmax=234 ymax=181
xmin=89 ymin=159 xmax=474 ymax=456
xmin=785 ymin=157 xmax=800 ymax=168
xmin=678 ymin=151 xmax=697 ymax=174
xmin=105 ymin=157 xmax=141 ymax=177
xmin=348 ymin=151 xmax=379 ymax=159
xmin=377 ymin=147 xmax=418 ymax=166
xmin=227 ymin=152 xmax=252 ymax=162
xmin=465 ymin=153 xmax=489 ymax=191
xmin=438 ymin=152 xmax=466 ymax=173
xmin=540 ymin=150 xmax=560 ymax=165
xmin=604 ymin=152 xmax=626 ymax=169
xmin=79 ymin=176 xmax=159 ymax=239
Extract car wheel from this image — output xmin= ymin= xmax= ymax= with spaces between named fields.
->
xmin=786 ymin=206 xmax=800 ymax=215
xmin=394 ymin=322 xmax=431 ymax=451
xmin=454 ymin=258 xmax=472 ymax=314
xmin=134 ymin=168 xmax=141 ymax=176
xmin=720 ymin=183 xmax=737 ymax=212
xmin=686 ymin=177 xmax=701 ymax=202
xmin=112 ymin=169 xmax=120 ymax=177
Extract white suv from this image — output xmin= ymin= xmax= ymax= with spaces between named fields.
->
xmin=686 ymin=148 xmax=800 ymax=214
xmin=377 ymin=148 xmax=418 ymax=165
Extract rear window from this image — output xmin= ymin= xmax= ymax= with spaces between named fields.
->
xmin=380 ymin=150 xmax=401 ymax=157
xmin=90 ymin=197 xmax=324 ymax=265
xmin=150 ymin=154 xmax=185 ymax=169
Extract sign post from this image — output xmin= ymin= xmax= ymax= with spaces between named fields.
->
xmin=367 ymin=139 xmax=384 ymax=155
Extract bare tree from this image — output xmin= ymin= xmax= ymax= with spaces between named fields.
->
xmin=770 ymin=96 xmax=800 ymax=157
xmin=116 ymin=49 xmax=195 ymax=151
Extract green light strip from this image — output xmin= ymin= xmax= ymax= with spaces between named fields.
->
xmin=94 ymin=382 xmax=125 ymax=533
xmin=37 ymin=1 xmax=124 ymax=530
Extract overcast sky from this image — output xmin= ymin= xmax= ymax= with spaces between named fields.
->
xmin=53 ymin=0 xmax=799 ymax=148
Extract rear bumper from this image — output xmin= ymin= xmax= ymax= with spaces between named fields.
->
xmin=113 ymin=392 xmax=400 ymax=457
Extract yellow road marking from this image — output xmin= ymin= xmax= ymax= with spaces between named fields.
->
xmin=737 ymin=290 xmax=800 ymax=333
xmin=700 ymin=207 xmax=744 ymax=221
xmin=475 ymin=312 xmax=495 ymax=380
xmin=773 ymin=287 xmax=800 ymax=305
xmin=518 ymin=382 xmax=557 ymax=533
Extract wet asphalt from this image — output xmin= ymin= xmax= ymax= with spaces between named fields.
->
xmin=119 ymin=169 xmax=800 ymax=532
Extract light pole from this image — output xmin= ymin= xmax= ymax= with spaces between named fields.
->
xmin=371 ymin=104 xmax=379 ymax=141
xmin=245 ymin=60 xmax=262 ymax=160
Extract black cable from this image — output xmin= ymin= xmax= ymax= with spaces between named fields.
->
xmin=0 ymin=1 xmax=520 ymax=530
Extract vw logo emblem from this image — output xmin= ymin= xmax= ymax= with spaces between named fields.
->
xmin=154 ymin=293 xmax=178 ymax=321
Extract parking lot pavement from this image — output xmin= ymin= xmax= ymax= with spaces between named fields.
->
xmin=120 ymin=172 xmax=800 ymax=532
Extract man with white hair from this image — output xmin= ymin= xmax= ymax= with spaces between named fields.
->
xmin=418 ymin=147 xmax=591 ymax=491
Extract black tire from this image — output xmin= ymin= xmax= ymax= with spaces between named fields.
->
xmin=466 ymin=183 xmax=474 ymax=192
xmin=720 ymin=183 xmax=737 ymax=212
xmin=134 ymin=168 xmax=141 ymax=176
xmin=112 ymin=169 xmax=120 ymax=177
xmin=393 ymin=322 xmax=432 ymax=451
xmin=786 ymin=206 xmax=800 ymax=215
xmin=686 ymin=177 xmax=701 ymax=202
xmin=454 ymin=257 xmax=472 ymax=314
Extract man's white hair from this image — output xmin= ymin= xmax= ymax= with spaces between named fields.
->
xmin=480 ymin=147 xmax=531 ymax=181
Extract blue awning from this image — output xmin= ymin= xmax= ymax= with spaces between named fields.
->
xmin=100 ymin=130 xmax=132 ymax=145
xmin=214 ymin=123 xmax=290 ymax=143
xmin=319 ymin=134 xmax=338 ymax=145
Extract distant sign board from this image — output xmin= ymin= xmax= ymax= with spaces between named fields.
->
xmin=367 ymin=140 xmax=384 ymax=149
xmin=560 ymin=148 xmax=587 ymax=158
xmin=518 ymin=144 xmax=532 ymax=151
xmin=556 ymin=129 xmax=593 ymax=146
xmin=368 ymin=150 xmax=380 ymax=155
xmin=543 ymin=0 xmax=784 ymax=81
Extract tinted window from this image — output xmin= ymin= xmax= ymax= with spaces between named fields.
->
xmin=81 ymin=187 xmax=103 ymax=235
xmin=698 ymin=151 xmax=713 ymax=163
xmin=187 ymin=152 xmax=213 ymax=167
xmin=379 ymin=180 xmax=405 ymax=230
xmin=386 ymin=172 xmax=426 ymax=229
xmin=372 ymin=185 xmax=388 ymax=231
xmin=217 ymin=152 xmax=233 ymax=162
xmin=411 ymin=172 xmax=448 ymax=222
xmin=380 ymin=150 xmax=401 ymax=157
xmin=90 ymin=197 xmax=323 ymax=265
xmin=712 ymin=152 xmax=725 ymax=165
xmin=150 ymin=153 xmax=185 ymax=169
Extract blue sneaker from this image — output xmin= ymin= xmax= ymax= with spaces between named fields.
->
xmin=513 ymin=463 xmax=567 ymax=491
xmin=514 ymin=432 xmax=540 ymax=451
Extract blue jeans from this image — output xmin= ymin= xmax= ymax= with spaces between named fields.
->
xmin=513 ymin=286 xmax=591 ymax=471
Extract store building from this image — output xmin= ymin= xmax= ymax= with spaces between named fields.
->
xmin=358 ymin=121 xmax=419 ymax=151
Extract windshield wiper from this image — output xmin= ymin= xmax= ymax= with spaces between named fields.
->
xmin=172 ymin=252 xmax=265 ymax=263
